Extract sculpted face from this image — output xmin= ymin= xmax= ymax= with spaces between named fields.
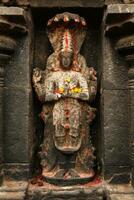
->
xmin=60 ymin=51 xmax=74 ymax=69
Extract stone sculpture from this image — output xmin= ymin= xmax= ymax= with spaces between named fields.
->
xmin=33 ymin=12 xmax=97 ymax=185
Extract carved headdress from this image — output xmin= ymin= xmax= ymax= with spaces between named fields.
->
xmin=47 ymin=12 xmax=87 ymax=54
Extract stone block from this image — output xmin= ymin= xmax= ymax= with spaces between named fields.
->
xmin=5 ymin=37 xmax=31 ymax=89
xmin=0 ymin=6 xmax=26 ymax=17
xmin=27 ymin=184 xmax=104 ymax=200
xmin=0 ymin=180 xmax=28 ymax=200
xmin=122 ymin=0 xmax=134 ymax=4
xmin=30 ymin=0 xmax=104 ymax=8
xmin=102 ymin=89 xmax=129 ymax=165
xmin=106 ymin=4 xmax=134 ymax=15
xmin=4 ymin=163 xmax=30 ymax=180
xmin=105 ymin=0 xmax=121 ymax=4
xmin=4 ymin=87 xmax=32 ymax=163
xmin=102 ymin=37 xmax=128 ymax=90
xmin=130 ymin=89 xmax=134 ymax=106
xmin=0 ymin=164 xmax=3 ymax=185
xmin=109 ymin=194 xmax=134 ymax=200
xmin=0 ymin=88 xmax=3 ymax=165
xmin=103 ymin=165 xmax=130 ymax=184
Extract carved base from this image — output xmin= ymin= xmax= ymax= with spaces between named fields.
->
xmin=27 ymin=180 xmax=104 ymax=200
xmin=43 ymin=168 xmax=95 ymax=186
xmin=0 ymin=180 xmax=134 ymax=200
xmin=0 ymin=180 xmax=28 ymax=200
xmin=44 ymin=175 xmax=94 ymax=186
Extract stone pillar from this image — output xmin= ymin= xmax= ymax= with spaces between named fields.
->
xmin=0 ymin=17 xmax=17 ymax=185
xmin=103 ymin=4 xmax=134 ymax=184
xmin=116 ymin=35 xmax=134 ymax=186
xmin=0 ymin=7 xmax=33 ymax=185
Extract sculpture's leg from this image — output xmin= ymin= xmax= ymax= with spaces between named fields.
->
xmin=54 ymin=152 xmax=67 ymax=178
xmin=75 ymin=128 xmax=95 ymax=178
xmin=74 ymin=102 xmax=95 ymax=179
xmin=41 ymin=104 xmax=59 ymax=175
xmin=67 ymin=154 xmax=80 ymax=178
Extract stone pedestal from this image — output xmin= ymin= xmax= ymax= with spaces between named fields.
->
xmin=27 ymin=180 xmax=104 ymax=200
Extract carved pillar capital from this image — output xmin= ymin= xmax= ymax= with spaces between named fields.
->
xmin=116 ymin=35 xmax=134 ymax=88
xmin=0 ymin=7 xmax=28 ymax=84
xmin=0 ymin=0 xmax=29 ymax=6
xmin=105 ymin=4 xmax=134 ymax=85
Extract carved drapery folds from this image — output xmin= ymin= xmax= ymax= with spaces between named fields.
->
xmin=0 ymin=6 xmax=27 ymax=185
xmin=105 ymin=4 xmax=134 ymax=186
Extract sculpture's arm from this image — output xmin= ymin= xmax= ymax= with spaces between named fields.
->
xmin=88 ymin=67 xmax=97 ymax=102
xmin=79 ymin=55 xmax=97 ymax=102
xmin=33 ymin=68 xmax=45 ymax=102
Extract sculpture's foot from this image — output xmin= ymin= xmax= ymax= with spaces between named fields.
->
xmin=68 ymin=169 xmax=80 ymax=178
xmin=77 ymin=168 xmax=95 ymax=179
xmin=54 ymin=169 xmax=66 ymax=178
xmin=43 ymin=169 xmax=95 ymax=186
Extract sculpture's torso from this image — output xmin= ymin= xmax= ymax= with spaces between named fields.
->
xmin=45 ymin=71 xmax=89 ymax=101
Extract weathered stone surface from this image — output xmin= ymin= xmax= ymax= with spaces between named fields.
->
xmin=0 ymin=180 xmax=28 ymax=200
xmin=30 ymin=0 xmax=104 ymax=7
xmin=4 ymin=163 xmax=30 ymax=180
xmin=105 ymin=184 xmax=134 ymax=200
xmin=0 ymin=164 xmax=3 ymax=185
xmin=116 ymin=35 xmax=134 ymax=53
xmin=102 ymin=37 xmax=128 ymax=89
xmin=5 ymin=38 xmax=32 ymax=88
xmin=103 ymin=166 xmax=130 ymax=184
xmin=27 ymin=184 xmax=105 ymax=200
xmin=0 ymin=6 xmax=26 ymax=17
xmin=102 ymin=89 xmax=129 ymax=165
xmin=0 ymin=6 xmax=29 ymax=187
xmin=130 ymin=104 xmax=134 ymax=164
xmin=4 ymin=87 xmax=32 ymax=163
xmin=105 ymin=4 xmax=134 ymax=36
xmin=105 ymin=184 xmax=134 ymax=194
xmin=0 ymin=88 xmax=3 ymax=171
xmin=106 ymin=4 xmax=134 ymax=15
xmin=105 ymin=0 xmax=122 ymax=4
xmin=122 ymin=0 xmax=134 ymax=3
xmin=106 ymin=184 xmax=134 ymax=200
xmin=1 ymin=9 xmax=34 ymax=172
xmin=132 ymin=168 xmax=134 ymax=187
xmin=109 ymin=194 xmax=134 ymax=200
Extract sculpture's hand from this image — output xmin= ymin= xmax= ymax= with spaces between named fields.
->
xmin=33 ymin=68 xmax=42 ymax=84
xmin=89 ymin=67 xmax=97 ymax=81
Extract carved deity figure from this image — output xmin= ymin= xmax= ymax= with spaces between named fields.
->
xmin=33 ymin=12 xmax=97 ymax=185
